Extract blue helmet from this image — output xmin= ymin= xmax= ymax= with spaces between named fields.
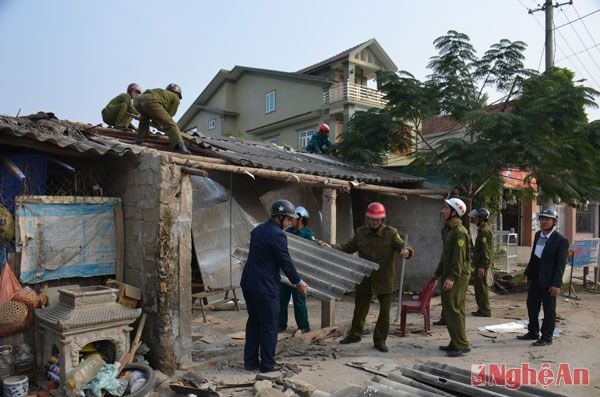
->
xmin=295 ymin=206 xmax=309 ymax=219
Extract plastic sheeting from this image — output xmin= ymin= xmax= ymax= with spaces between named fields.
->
xmin=190 ymin=177 xmax=258 ymax=291
xmin=16 ymin=198 xmax=119 ymax=283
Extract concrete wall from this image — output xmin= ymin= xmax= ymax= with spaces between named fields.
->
xmin=184 ymin=72 xmax=327 ymax=145
xmin=368 ymin=194 xmax=445 ymax=291
xmin=110 ymin=152 xmax=192 ymax=374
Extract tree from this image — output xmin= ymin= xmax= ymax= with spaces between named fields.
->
xmin=337 ymin=30 xmax=599 ymax=208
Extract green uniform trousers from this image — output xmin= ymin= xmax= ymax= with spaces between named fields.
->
xmin=474 ymin=269 xmax=491 ymax=316
xmin=348 ymin=279 xmax=392 ymax=344
xmin=441 ymin=275 xmax=470 ymax=350
xmin=135 ymin=96 xmax=183 ymax=146
xmin=279 ymin=283 xmax=310 ymax=331
xmin=102 ymin=103 xmax=133 ymax=129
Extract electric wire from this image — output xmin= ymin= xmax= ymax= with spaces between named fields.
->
xmin=559 ymin=8 xmax=600 ymax=75
xmin=571 ymin=5 xmax=600 ymax=58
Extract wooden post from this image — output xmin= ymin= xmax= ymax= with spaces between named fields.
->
xmin=321 ymin=299 xmax=335 ymax=328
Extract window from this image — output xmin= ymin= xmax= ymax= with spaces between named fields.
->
xmin=297 ymin=127 xmax=316 ymax=148
xmin=264 ymin=135 xmax=278 ymax=145
xmin=208 ymin=118 xmax=216 ymax=130
xmin=576 ymin=208 xmax=592 ymax=233
xmin=265 ymin=90 xmax=276 ymax=113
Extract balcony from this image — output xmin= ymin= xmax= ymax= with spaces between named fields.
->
xmin=323 ymin=82 xmax=387 ymax=108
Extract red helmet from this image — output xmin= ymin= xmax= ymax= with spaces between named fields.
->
xmin=366 ymin=202 xmax=386 ymax=219
xmin=127 ymin=83 xmax=142 ymax=95
xmin=319 ymin=123 xmax=330 ymax=133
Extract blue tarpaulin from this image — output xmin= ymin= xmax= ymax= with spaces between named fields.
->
xmin=16 ymin=198 xmax=119 ymax=283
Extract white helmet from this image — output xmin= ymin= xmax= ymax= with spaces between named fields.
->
xmin=445 ymin=198 xmax=467 ymax=217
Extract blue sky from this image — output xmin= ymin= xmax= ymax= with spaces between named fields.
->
xmin=1 ymin=0 xmax=599 ymax=123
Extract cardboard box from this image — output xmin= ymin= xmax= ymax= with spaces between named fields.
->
xmin=106 ymin=280 xmax=141 ymax=309
xmin=118 ymin=283 xmax=141 ymax=309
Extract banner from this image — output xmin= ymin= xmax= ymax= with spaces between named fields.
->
xmin=16 ymin=197 xmax=120 ymax=283
xmin=570 ymin=239 xmax=600 ymax=268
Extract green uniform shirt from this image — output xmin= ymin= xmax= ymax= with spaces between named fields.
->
xmin=333 ymin=224 xmax=413 ymax=294
xmin=102 ymin=93 xmax=138 ymax=116
xmin=306 ymin=133 xmax=332 ymax=154
xmin=286 ymin=226 xmax=317 ymax=242
xmin=138 ymin=88 xmax=180 ymax=116
xmin=473 ymin=223 xmax=493 ymax=270
xmin=435 ymin=219 xmax=472 ymax=281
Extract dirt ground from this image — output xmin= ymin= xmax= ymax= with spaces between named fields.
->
xmin=182 ymin=283 xmax=600 ymax=397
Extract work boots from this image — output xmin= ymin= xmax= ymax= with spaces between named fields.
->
xmin=174 ymin=142 xmax=191 ymax=154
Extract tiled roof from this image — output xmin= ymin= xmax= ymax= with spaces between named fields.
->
xmin=0 ymin=113 xmax=143 ymax=156
xmin=297 ymin=41 xmax=367 ymax=74
xmin=0 ymin=113 xmax=448 ymax=190
xmin=186 ymin=134 xmax=424 ymax=187
xmin=422 ymin=102 xmax=513 ymax=135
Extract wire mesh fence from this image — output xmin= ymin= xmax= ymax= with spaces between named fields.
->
xmin=0 ymin=155 xmax=118 ymax=213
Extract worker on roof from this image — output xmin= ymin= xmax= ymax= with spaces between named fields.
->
xmin=306 ymin=123 xmax=332 ymax=154
xmin=133 ymin=83 xmax=191 ymax=154
xmin=101 ymin=83 xmax=141 ymax=131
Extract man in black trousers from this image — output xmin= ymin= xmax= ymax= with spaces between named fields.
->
xmin=518 ymin=207 xmax=569 ymax=346
xmin=241 ymin=199 xmax=308 ymax=372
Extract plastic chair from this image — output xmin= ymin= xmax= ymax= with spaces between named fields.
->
xmin=399 ymin=278 xmax=438 ymax=337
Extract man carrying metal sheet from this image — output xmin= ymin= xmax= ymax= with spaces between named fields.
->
xmin=240 ymin=199 xmax=308 ymax=373
xmin=319 ymin=202 xmax=413 ymax=353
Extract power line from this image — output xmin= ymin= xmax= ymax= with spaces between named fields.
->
xmin=553 ymin=8 xmax=599 ymax=29
xmin=556 ymin=43 xmax=600 ymax=63
xmin=571 ymin=5 xmax=600 ymax=58
xmin=559 ymin=8 xmax=600 ymax=75
xmin=553 ymin=12 xmax=600 ymax=87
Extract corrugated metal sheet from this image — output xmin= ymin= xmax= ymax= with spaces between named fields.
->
xmin=234 ymin=232 xmax=379 ymax=301
xmin=187 ymin=134 xmax=424 ymax=187
xmin=0 ymin=115 xmax=144 ymax=156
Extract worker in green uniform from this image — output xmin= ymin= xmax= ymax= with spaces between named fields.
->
xmin=101 ymin=83 xmax=141 ymax=131
xmin=433 ymin=198 xmax=472 ymax=357
xmin=306 ymin=123 xmax=332 ymax=154
xmin=433 ymin=223 xmax=452 ymax=326
xmin=133 ymin=83 xmax=191 ymax=154
xmin=280 ymin=206 xmax=317 ymax=333
xmin=469 ymin=208 xmax=493 ymax=317
xmin=319 ymin=202 xmax=413 ymax=353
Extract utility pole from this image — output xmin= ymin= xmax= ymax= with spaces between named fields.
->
xmin=529 ymin=0 xmax=572 ymax=71
xmin=544 ymin=0 xmax=554 ymax=70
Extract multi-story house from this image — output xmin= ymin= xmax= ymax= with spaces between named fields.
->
xmin=178 ymin=39 xmax=397 ymax=149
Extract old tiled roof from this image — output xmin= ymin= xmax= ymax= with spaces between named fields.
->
xmin=0 ymin=113 xmax=444 ymax=189
xmin=186 ymin=134 xmax=424 ymax=187
xmin=422 ymin=102 xmax=513 ymax=135
xmin=0 ymin=113 xmax=143 ymax=156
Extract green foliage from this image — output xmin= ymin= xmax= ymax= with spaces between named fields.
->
xmin=338 ymin=29 xmax=600 ymax=205
xmin=334 ymin=108 xmax=412 ymax=166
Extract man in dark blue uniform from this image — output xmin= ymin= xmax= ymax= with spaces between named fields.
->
xmin=241 ymin=199 xmax=308 ymax=373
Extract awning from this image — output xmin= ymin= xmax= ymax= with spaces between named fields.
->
xmin=501 ymin=168 xmax=537 ymax=191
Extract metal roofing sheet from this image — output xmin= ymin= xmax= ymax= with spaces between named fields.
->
xmin=187 ymin=135 xmax=424 ymax=187
xmin=234 ymin=232 xmax=379 ymax=301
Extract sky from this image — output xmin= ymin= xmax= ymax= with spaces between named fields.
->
xmin=1 ymin=0 xmax=599 ymax=123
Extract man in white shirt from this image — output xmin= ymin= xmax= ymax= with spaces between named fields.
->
xmin=517 ymin=208 xmax=569 ymax=346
